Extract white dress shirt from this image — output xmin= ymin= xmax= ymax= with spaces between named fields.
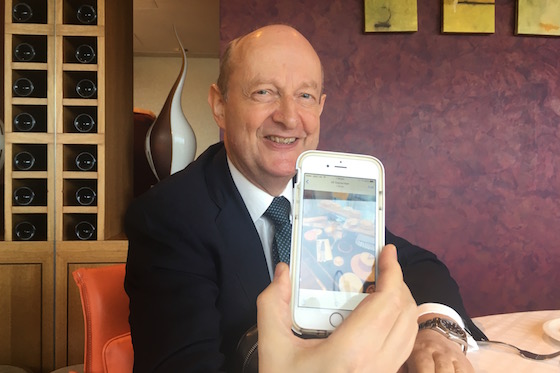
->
xmin=228 ymin=158 xmax=292 ymax=278
xmin=227 ymin=158 xmax=476 ymax=349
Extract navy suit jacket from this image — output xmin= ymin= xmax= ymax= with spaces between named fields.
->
xmin=125 ymin=142 xmax=484 ymax=372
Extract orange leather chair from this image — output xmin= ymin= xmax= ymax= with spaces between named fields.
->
xmin=73 ymin=264 xmax=134 ymax=373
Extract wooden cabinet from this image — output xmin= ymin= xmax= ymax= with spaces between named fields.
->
xmin=2 ymin=0 xmax=132 ymax=371
xmin=0 ymin=243 xmax=54 ymax=372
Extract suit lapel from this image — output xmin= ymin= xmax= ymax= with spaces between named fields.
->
xmin=205 ymin=144 xmax=271 ymax=302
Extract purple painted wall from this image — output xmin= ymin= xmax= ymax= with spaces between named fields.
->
xmin=220 ymin=0 xmax=560 ymax=317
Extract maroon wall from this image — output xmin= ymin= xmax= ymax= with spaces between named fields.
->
xmin=220 ymin=0 xmax=560 ymax=317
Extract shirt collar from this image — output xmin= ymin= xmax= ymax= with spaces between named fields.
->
xmin=227 ymin=158 xmax=293 ymax=223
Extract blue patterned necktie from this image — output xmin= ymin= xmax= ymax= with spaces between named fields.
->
xmin=264 ymin=196 xmax=292 ymax=266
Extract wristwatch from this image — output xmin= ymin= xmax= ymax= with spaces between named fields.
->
xmin=418 ymin=317 xmax=468 ymax=354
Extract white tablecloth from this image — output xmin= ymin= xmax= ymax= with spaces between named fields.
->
xmin=469 ymin=310 xmax=560 ymax=372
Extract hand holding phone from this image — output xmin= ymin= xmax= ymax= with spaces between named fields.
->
xmin=258 ymin=246 xmax=417 ymax=373
xmin=290 ymin=150 xmax=385 ymax=337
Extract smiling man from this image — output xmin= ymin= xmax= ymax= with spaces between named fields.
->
xmin=209 ymin=25 xmax=325 ymax=196
xmin=125 ymin=25 xmax=484 ymax=373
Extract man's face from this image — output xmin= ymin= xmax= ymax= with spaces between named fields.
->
xmin=212 ymin=27 xmax=326 ymax=195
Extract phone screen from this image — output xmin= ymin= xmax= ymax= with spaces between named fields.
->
xmin=297 ymin=173 xmax=378 ymax=311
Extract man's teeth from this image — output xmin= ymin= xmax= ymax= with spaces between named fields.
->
xmin=268 ymin=136 xmax=296 ymax=144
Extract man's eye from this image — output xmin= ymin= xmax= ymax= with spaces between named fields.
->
xmin=252 ymin=89 xmax=277 ymax=102
xmin=300 ymin=93 xmax=317 ymax=103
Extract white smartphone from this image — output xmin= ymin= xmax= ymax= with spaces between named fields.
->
xmin=290 ymin=150 xmax=385 ymax=337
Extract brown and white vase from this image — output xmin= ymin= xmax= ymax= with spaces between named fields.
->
xmin=145 ymin=27 xmax=197 ymax=181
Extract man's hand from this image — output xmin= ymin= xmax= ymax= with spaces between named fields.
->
xmin=257 ymin=244 xmax=418 ymax=373
xmin=398 ymin=328 xmax=474 ymax=373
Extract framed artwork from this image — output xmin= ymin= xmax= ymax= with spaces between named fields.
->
xmin=517 ymin=0 xmax=560 ymax=36
xmin=442 ymin=0 xmax=495 ymax=34
xmin=364 ymin=0 xmax=418 ymax=32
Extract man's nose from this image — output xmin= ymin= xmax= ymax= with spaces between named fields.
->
xmin=272 ymin=97 xmax=299 ymax=128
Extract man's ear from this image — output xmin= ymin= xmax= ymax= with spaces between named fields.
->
xmin=208 ymin=83 xmax=226 ymax=130
xmin=318 ymin=93 xmax=327 ymax=116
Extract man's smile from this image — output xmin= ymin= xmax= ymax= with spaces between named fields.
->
xmin=266 ymin=135 xmax=297 ymax=144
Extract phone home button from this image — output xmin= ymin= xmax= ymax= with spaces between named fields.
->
xmin=329 ymin=312 xmax=344 ymax=327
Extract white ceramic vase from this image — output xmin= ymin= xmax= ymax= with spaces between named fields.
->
xmin=145 ymin=27 xmax=197 ymax=181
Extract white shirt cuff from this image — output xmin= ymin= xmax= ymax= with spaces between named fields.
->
xmin=417 ymin=303 xmax=479 ymax=352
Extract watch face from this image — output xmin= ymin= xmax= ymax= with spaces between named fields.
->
xmin=419 ymin=317 xmax=468 ymax=354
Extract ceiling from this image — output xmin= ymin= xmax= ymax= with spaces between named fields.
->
xmin=133 ymin=0 xmax=220 ymax=58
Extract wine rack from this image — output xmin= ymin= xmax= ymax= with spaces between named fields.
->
xmin=57 ymin=0 xmax=103 ymax=242
xmin=4 ymin=0 xmax=133 ymax=243
xmin=3 ymin=0 xmax=132 ymax=370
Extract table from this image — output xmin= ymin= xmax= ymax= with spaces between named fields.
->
xmin=468 ymin=310 xmax=560 ymax=372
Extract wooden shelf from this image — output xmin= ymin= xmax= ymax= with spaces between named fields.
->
xmin=11 ymin=61 xmax=48 ymax=70
xmin=2 ymin=0 xmax=133 ymax=370
xmin=62 ymin=62 xmax=98 ymax=71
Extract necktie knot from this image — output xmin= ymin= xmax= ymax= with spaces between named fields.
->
xmin=264 ymin=196 xmax=292 ymax=266
xmin=264 ymin=196 xmax=291 ymax=227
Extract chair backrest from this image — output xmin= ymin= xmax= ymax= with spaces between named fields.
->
xmin=73 ymin=264 xmax=133 ymax=373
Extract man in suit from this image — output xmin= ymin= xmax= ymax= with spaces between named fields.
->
xmin=125 ymin=24 xmax=484 ymax=372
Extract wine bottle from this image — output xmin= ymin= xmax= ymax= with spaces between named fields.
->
xmin=14 ymin=35 xmax=48 ymax=62
xmin=75 ymin=44 xmax=96 ymax=64
xmin=12 ymin=2 xmax=33 ymax=22
xmin=13 ymin=71 xmax=46 ymax=98
xmin=75 ymin=79 xmax=97 ymax=98
xmin=13 ymin=112 xmax=37 ymax=132
xmin=75 ymin=151 xmax=96 ymax=171
xmin=76 ymin=4 xmax=97 ymax=24
xmin=13 ymin=186 xmax=36 ymax=206
xmin=75 ymin=220 xmax=96 ymax=240
xmin=13 ymin=77 xmax=34 ymax=97
xmin=13 ymin=179 xmax=47 ymax=205
xmin=64 ymin=179 xmax=96 ymax=206
xmin=73 ymin=113 xmax=95 ymax=132
xmin=14 ymin=106 xmax=46 ymax=132
xmin=14 ymin=221 xmax=37 ymax=240
xmin=14 ymin=42 xmax=36 ymax=62
xmin=76 ymin=186 xmax=96 ymax=206
xmin=14 ymin=150 xmax=36 ymax=171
